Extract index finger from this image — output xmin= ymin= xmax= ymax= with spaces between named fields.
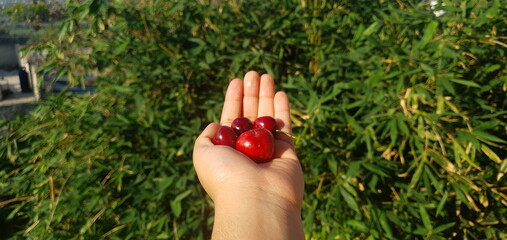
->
xmin=220 ymin=79 xmax=243 ymax=126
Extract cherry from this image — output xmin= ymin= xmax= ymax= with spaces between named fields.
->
xmin=231 ymin=117 xmax=253 ymax=136
xmin=211 ymin=117 xmax=279 ymax=163
xmin=236 ymin=128 xmax=275 ymax=163
xmin=212 ymin=126 xmax=237 ymax=148
xmin=253 ymin=116 xmax=277 ymax=132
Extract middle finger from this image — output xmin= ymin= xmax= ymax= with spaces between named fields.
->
xmin=242 ymin=71 xmax=260 ymax=121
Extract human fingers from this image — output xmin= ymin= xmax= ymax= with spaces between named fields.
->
xmin=220 ymin=79 xmax=243 ymax=126
xmin=193 ymin=123 xmax=260 ymax=199
xmin=194 ymin=122 xmax=256 ymax=168
xmin=258 ymin=74 xmax=275 ymax=117
xmin=193 ymin=122 xmax=227 ymax=199
xmin=274 ymin=91 xmax=294 ymax=146
xmin=194 ymin=122 xmax=220 ymax=149
xmin=243 ymin=71 xmax=260 ymax=121
xmin=274 ymin=91 xmax=292 ymax=134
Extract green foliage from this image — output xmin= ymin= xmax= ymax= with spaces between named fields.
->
xmin=2 ymin=3 xmax=27 ymax=22
xmin=1 ymin=0 xmax=507 ymax=239
xmin=2 ymin=1 xmax=63 ymax=30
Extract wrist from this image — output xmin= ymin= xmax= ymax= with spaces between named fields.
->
xmin=212 ymin=188 xmax=304 ymax=240
xmin=215 ymin=185 xmax=302 ymax=213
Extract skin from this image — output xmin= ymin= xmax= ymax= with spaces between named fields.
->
xmin=193 ymin=71 xmax=304 ymax=240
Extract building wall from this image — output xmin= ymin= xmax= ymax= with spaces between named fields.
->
xmin=0 ymin=43 xmax=19 ymax=70
xmin=0 ymin=0 xmax=32 ymax=5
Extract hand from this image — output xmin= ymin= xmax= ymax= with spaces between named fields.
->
xmin=193 ymin=71 xmax=304 ymax=239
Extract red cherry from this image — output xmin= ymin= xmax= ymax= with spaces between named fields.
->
xmin=231 ymin=117 xmax=253 ymax=136
xmin=236 ymin=128 xmax=275 ymax=163
xmin=212 ymin=126 xmax=237 ymax=148
xmin=253 ymin=116 xmax=277 ymax=132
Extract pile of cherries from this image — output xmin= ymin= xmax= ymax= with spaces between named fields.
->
xmin=212 ymin=116 xmax=277 ymax=163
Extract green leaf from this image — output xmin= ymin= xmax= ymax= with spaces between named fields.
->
xmin=433 ymin=222 xmax=456 ymax=234
xmin=428 ymin=150 xmax=457 ymax=173
xmin=436 ymin=191 xmax=449 ymax=217
xmin=419 ymin=206 xmax=432 ymax=230
xmin=170 ymin=190 xmax=192 ymax=218
xmin=174 ymin=189 xmax=192 ymax=203
xmin=167 ymin=1 xmax=185 ymax=15
xmin=418 ymin=21 xmax=439 ymax=49
xmin=346 ymin=161 xmax=362 ymax=178
xmin=397 ymin=117 xmax=410 ymax=135
xmin=475 ymin=130 xmax=507 ymax=144
xmin=156 ymin=232 xmax=171 ymax=239
xmin=328 ymin=158 xmax=338 ymax=175
xmin=379 ymin=212 xmax=394 ymax=238
xmin=413 ymin=226 xmax=428 ymax=235
xmin=113 ymin=40 xmax=129 ymax=55
xmin=363 ymin=21 xmax=380 ymax=36
xmin=481 ymin=144 xmax=502 ymax=164
xmin=484 ymin=0 xmax=499 ymax=18
xmin=362 ymin=163 xmax=390 ymax=178
xmin=409 ymin=161 xmax=425 ymax=189
xmin=156 ymin=176 xmax=176 ymax=192
xmin=437 ymin=77 xmax=455 ymax=95
xmin=498 ymin=158 xmax=507 ymax=181
xmin=339 ymin=187 xmax=359 ymax=212
xmin=389 ymin=118 xmax=398 ymax=142
xmin=449 ymin=79 xmax=481 ymax=88
xmin=420 ymin=63 xmax=435 ymax=77
xmin=346 ymin=220 xmax=368 ymax=232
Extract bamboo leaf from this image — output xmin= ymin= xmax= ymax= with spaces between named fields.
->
xmin=449 ymin=79 xmax=481 ymax=88
xmin=379 ymin=212 xmax=394 ymax=239
xmin=418 ymin=21 xmax=439 ymax=49
xmin=436 ymin=191 xmax=449 ymax=217
xmin=475 ymin=130 xmax=507 ymax=144
xmin=497 ymin=158 xmax=507 ymax=181
xmin=433 ymin=222 xmax=456 ymax=234
xmin=428 ymin=149 xmax=457 ymax=174
xmin=481 ymin=144 xmax=502 ymax=164
xmin=419 ymin=206 xmax=432 ymax=230
xmin=340 ymin=187 xmax=359 ymax=213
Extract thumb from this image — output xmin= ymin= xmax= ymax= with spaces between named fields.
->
xmin=195 ymin=122 xmax=220 ymax=148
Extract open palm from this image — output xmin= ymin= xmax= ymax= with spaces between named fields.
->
xmin=193 ymin=71 xmax=304 ymax=209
